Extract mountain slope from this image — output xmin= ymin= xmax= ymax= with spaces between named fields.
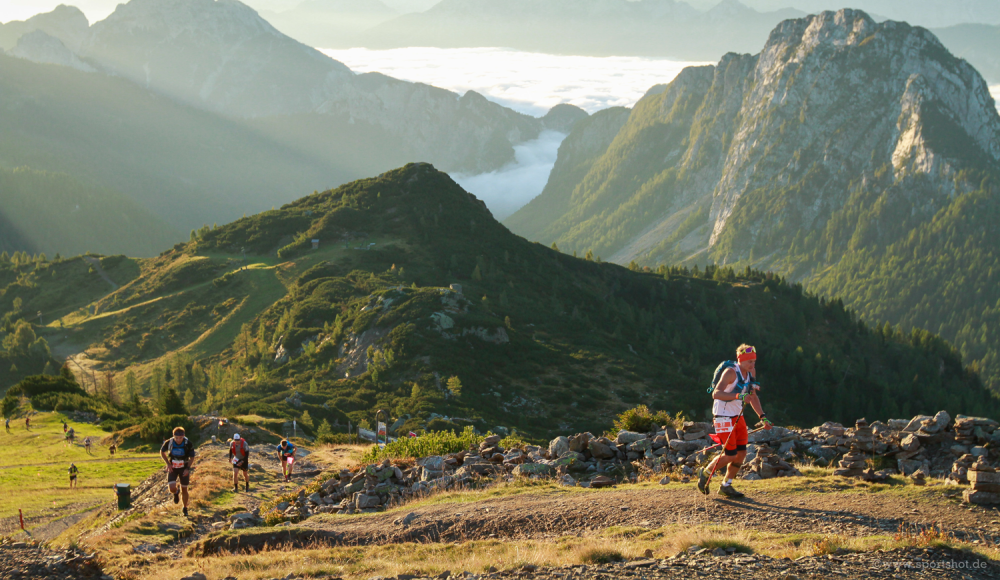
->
xmin=72 ymin=0 xmax=543 ymax=174
xmin=506 ymin=9 xmax=1000 ymax=391
xmin=0 ymin=53 xmax=358 ymax=234
xmin=3 ymin=164 xmax=995 ymax=437
xmin=0 ymin=0 xmax=562 ymax=254
xmin=0 ymin=166 xmax=179 ymax=257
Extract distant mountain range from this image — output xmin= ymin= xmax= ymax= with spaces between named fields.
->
xmin=252 ymin=0 xmax=1000 ymax=84
xmin=315 ymin=0 xmax=805 ymax=61
xmin=0 ymin=0 xmax=584 ymax=255
xmin=506 ymin=9 xmax=1000 ymax=393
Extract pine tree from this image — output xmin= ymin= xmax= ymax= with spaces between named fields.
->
xmin=301 ymin=410 xmax=314 ymax=429
xmin=160 ymin=387 xmax=187 ymax=416
xmin=447 ymin=376 xmax=462 ymax=398
xmin=317 ymin=419 xmax=333 ymax=441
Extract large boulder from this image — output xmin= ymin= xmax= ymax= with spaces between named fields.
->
xmin=932 ymin=410 xmax=952 ymax=430
xmin=589 ymin=437 xmax=617 ymax=460
xmin=900 ymin=434 xmax=921 ymax=452
xmin=903 ymin=415 xmax=933 ymax=432
xmin=513 ymin=463 xmax=554 ymax=477
xmin=548 ymin=436 xmax=570 ymax=458
xmin=615 ymin=430 xmax=645 ymax=445
xmin=627 ymin=439 xmax=652 ymax=453
xmin=568 ymin=432 xmax=592 ymax=453
xmin=668 ymin=439 xmax=703 ymax=454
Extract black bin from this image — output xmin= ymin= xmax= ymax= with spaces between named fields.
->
xmin=114 ymin=483 xmax=131 ymax=510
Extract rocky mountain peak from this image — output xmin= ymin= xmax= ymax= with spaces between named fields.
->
xmin=0 ymin=3 xmax=90 ymax=52
xmin=10 ymin=29 xmax=96 ymax=73
xmin=92 ymin=0 xmax=282 ymax=40
xmin=706 ymin=8 xmax=1000 ymax=245
xmin=511 ymin=7 xmax=1000 ymax=266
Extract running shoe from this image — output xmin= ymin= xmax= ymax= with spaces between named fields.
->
xmin=697 ymin=468 xmax=710 ymax=495
xmin=719 ymin=484 xmax=745 ymax=499
xmin=173 ymin=491 xmax=179 ymax=504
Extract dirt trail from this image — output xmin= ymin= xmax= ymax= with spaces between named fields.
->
xmin=30 ymin=503 xmax=103 ymax=542
xmin=198 ymin=484 xmax=1000 ymax=555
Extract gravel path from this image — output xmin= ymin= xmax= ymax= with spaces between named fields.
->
xmin=0 ymin=543 xmax=110 ymax=580
xmin=199 ymin=484 xmax=1000 ymax=554
xmin=369 ymin=546 xmax=998 ymax=580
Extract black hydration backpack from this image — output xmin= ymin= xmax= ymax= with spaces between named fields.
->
xmin=708 ymin=360 xmax=756 ymax=393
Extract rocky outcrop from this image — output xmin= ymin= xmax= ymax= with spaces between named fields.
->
xmin=510 ymin=9 xmax=1000 ymax=265
xmin=0 ymin=4 xmax=90 ymax=52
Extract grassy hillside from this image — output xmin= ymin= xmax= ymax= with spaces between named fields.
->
xmin=0 ymin=411 xmax=161 ymax=529
xmin=0 ymin=164 xmax=993 ymax=440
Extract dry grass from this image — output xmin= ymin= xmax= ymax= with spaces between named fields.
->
xmin=305 ymin=444 xmax=371 ymax=472
xmin=114 ymin=520 xmax=1000 ymax=580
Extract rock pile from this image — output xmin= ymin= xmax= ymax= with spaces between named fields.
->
xmin=745 ymin=443 xmax=802 ymax=480
xmin=0 ymin=541 xmax=109 ymax=580
xmin=255 ymin=410 xmax=1000 ymax=525
xmin=964 ymin=459 xmax=1000 ymax=505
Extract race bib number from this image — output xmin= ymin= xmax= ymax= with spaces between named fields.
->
xmin=232 ymin=456 xmax=240 ymax=465
xmin=714 ymin=417 xmax=734 ymax=436
xmin=286 ymin=456 xmax=295 ymax=465
xmin=171 ymin=460 xmax=186 ymax=469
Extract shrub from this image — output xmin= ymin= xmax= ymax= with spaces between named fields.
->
xmin=361 ymin=426 xmax=488 ymax=463
xmin=138 ymin=415 xmax=194 ymax=444
xmin=611 ymin=405 xmax=684 ymax=434
xmin=580 ymin=548 xmax=624 ymax=564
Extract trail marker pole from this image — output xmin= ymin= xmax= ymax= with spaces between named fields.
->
xmin=18 ymin=509 xmax=24 ymax=530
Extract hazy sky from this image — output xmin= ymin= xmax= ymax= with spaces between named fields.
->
xmin=0 ymin=1 xmax=113 ymax=23
xmin=0 ymin=0 xmax=444 ymax=22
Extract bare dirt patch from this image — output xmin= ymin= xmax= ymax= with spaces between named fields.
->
xmin=196 ymin=482 xmax=1000 ymax=555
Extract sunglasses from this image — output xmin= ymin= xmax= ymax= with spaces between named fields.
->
xmin=740 ymin=346 xmax=755 ymax=354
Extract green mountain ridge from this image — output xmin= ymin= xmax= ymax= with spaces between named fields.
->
xmin=506 ymin=9 xmax=1000 ymax=393
xmin=1 ymin=164 xmax=995 ymax=440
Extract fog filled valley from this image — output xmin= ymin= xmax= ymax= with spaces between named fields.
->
xmin=3 ymin=2 xmax=1000 ymax=579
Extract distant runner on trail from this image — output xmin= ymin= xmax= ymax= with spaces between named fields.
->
xmin=698 ymin=344 xmax=772 ymax=499
xmin=24 ymin=416 xmax=30 ymax=430
xmin=229 ymin=433 xmax=251 ymax=492
xmin=63 ymin=421 xmax=68 ymax=434
xmin=68 ymin=463 xmax=79 ymax=489
xmin=160 ymin=427 xmax=196 ymax=516
xmin=276 ymin=439 xmax=296 ymax=482
xmin=4 ymin=418 xmax=9 ymax=433
xmin=66 ymin=427 xmax=75 ymax=446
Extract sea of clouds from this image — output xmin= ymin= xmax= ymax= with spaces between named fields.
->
xmin=321 ymin=47 xmax=706 ymax=219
